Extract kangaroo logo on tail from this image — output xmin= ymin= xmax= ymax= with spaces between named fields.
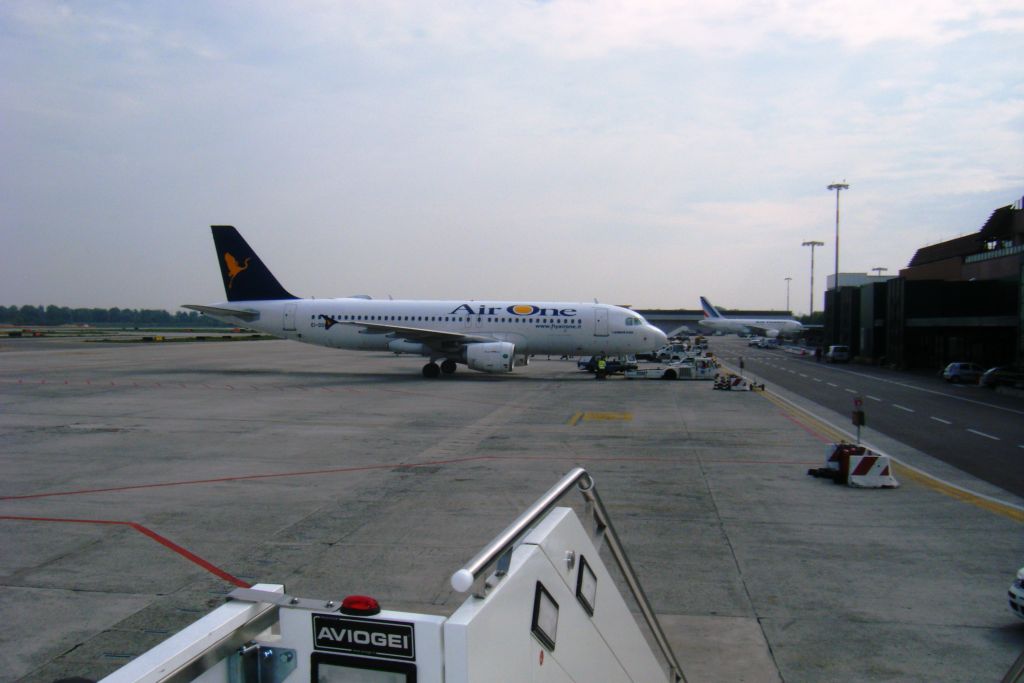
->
xmin=224 ymin=252 xmax=250 ymax=290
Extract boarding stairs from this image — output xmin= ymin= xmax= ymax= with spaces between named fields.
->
xmin=100 ymin=467 xmax=685 ymax=682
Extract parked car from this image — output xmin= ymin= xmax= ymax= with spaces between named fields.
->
xmin=1009 ymin=566 xmax=1024 ymax=620
xmin=941 ymin=362 xmax=985 ymax=383
xmin=980 ymin=366 xmax=1024 ymax=389
xmin=824 ymin=345 xmax=849 ymax=363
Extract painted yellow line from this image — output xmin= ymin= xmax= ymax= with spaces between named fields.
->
xmin=567 ymin=411 xmax=633 ymax=426
xmin=895 ymin=463 xmax=1024 ymax=523
xmin=756 ymin=385 xmax=1024 ymax=524
xmin=582 ymin=411 xmax=633 ymax=422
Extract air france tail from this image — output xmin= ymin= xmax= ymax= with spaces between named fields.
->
xmin=699 ymin=296 xmax=723 ymax=319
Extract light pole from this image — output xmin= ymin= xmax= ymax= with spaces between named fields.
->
xmin=802 ymin=240 xmax=824 ymax=316
xmin=784 ymin=277 xmax=792 ymax=312
xmin=871 ymin=267 xmax=888 ymax=277
xmin=827 ymin=181 xmax=849 ymax=343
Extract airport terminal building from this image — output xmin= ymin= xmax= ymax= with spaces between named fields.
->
xmin=825 ymin=195 xmax=1023 ymax=370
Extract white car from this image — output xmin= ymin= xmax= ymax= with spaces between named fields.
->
xmin=824 ymin=345 xmax=850 ymax=363
xmin=941 ymin=362 xmax=985 ymax=384
xmin=1009 ymin=566 xmax=1024 ymax=620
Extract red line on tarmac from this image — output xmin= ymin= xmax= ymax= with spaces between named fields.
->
xmin=2 ymin=452 xmax=824 ymax=503
xmin=776 ymin=410 xmax=831 ymax=443
xmin=0 ymin=515 xmax=250 ymax=587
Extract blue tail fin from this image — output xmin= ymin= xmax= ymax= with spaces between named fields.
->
xmin=210 ymin=226 xmax=297 ymax=301
xmin=699 ymin=297 xmax=722 ymax=319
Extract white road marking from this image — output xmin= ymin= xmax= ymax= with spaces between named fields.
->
xmin=813 ymin=378 xmax=822 ymax=382
xmin=827 ymin=382 xmax=838 ymax=387
xmin=799 ymin=373 xmax=808 ymax=378
xmin=967 ymin=429 xmax=999 ymax=441
xmin=930 ymin=416 xmax=952 ymax=425
xmin=893 ymin=404 xmax=915 ymax=413
xmin=797 ymin=363 xmax=1024 ymax=416
xmin=845 ymin=388 xmax=857 ymax=394
xmin=866 ymin=395 xmax=882 ymax=402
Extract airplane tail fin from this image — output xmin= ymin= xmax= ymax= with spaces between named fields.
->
xmin=210 ymin=226 xmax=297 ymax=302
xmin=699 ymin=296 xmax=722 ymax=319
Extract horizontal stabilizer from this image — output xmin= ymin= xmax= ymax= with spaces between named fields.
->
xmin=182 ymin=304 xmax=261 ymax=322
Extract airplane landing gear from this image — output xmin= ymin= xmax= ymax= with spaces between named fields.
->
xmin=441 ymin=359 xmax=457 ymax=375
xmin=422 ymin=362 xmax=441 ymax=378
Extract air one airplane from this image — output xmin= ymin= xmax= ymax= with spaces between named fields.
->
xmin=698 ymin=296 xmax=803 ymax=338
xmin=185 ymin=226 xmax=668 ymax=377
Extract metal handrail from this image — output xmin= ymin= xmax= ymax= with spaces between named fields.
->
xmin=449 ymin=466 xmax=686 ymax=683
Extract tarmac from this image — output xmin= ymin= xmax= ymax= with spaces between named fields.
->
xmin=1 ymin=338 xmax=1023 ymax=682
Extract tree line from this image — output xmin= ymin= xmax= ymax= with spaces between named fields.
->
xmin=1 ymin=305 xmax=214 ymax=326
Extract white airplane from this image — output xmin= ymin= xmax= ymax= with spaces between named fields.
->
xmin=698 ymin=296 xmax=803 ymax=339
xmin=184 ymin=226 xmax=668 ymax=377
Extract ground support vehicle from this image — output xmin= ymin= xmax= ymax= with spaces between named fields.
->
xmin=99 ymin=469 xmax=683 ymax=683
xmin=578 ymin=355 xmax=638 ymax=374
xmin=626 ymin=357 xmax=718 ymax=380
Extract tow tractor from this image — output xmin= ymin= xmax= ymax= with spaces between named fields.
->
xmin=625 ymin=356 xmax=719 ymax=380
xmin=100 ymin=468 xmax=685 ymax=683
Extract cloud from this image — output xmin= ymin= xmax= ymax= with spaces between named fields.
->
xmin=260 ymin=0 xmax=1024 ymax=59
xmin=0 ymin=1 xmax=1020 ymax=311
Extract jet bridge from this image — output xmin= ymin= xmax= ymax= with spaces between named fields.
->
xmin=100 ymin=468 xmax=684 ymax=683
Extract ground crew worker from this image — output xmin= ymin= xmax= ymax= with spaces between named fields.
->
xmin=739 ymin=356 xmax=745 ymax=375
xmin=596 ymin=355 xmax=607 ymax=379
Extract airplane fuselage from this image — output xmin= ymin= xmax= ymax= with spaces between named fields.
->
xmin=186 ymin=226 xmax=667 ymax=377
xmin=698 ymin=318 xmax=802 ymax=337
xmin=214 ymin=298 xmax=663 ymax=357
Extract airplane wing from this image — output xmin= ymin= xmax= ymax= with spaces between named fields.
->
xmin=328 ymin=318 xmax=498 ymax=349
xmin=182 ymin=304 xmax=260 ymax=322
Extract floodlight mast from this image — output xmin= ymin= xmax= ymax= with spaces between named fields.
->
xmin=802 ymin=240 xmax=824 ymax=316
xmin=827 ymin=182 xmax=849 ymax=343
xmin=827 ymin=182 xmax=849 ymax=291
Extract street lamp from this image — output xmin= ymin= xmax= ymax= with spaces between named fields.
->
xmin=827 ymin=181 xmax=849 ymax=291
xmin=802 ymin=240 xmax=824 ymax=316
xmin=784 ymin=277 xmax=792 ymax=312
xmin=827 ymin=181 xmax=849 ymax=344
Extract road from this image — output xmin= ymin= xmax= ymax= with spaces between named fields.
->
xmin=712 ymin=336 xmax=1024 ymax=497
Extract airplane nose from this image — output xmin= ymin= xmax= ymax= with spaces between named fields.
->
xmin=653 ymin=327 xmax=668 ymax=346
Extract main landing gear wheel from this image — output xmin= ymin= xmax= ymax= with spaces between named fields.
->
xmin=422 ymin=362 xmax=441 ymax=378
xmin=440 ymin=359 xmax=457 ymax=375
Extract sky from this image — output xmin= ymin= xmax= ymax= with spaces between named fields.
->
xmin=2 ymin=1 xmax=1022 ymax=315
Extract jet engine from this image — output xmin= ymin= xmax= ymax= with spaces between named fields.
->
xmin=764 ymin=329 xmax=780 ymax=339
xmin=465 ymin=342 xmax=515 ymax=373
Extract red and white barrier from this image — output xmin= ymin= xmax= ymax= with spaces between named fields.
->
xmin=814 ymin=443 xmax=900 ymax=488
xmin=825 ymin=443 xmax=865 ymax=471
xmin=845 ymin=453 xmax=900 ymax=488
